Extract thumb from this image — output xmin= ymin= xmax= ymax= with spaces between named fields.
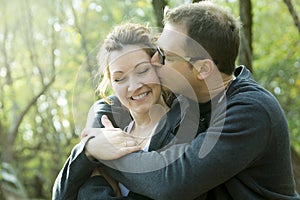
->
xmin=80 ymin=128 xmax=88 ymax=139
xmin=101 ymin=115 xmax=115 ymax=128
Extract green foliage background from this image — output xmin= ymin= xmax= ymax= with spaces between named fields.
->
xmin=0 ymin=0 xmax=299 ymax=199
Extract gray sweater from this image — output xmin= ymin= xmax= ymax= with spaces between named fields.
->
xmin=52 ymin=66 xmax=299 ymax=200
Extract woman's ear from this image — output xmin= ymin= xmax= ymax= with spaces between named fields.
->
xmin=193 ymin=59 xmax=214 ymax=80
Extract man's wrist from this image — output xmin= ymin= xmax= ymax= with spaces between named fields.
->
xmin=83 ymin=135 xmax=96 ymax=161
xmin=84 ymin=148 xmax=95 ymax=161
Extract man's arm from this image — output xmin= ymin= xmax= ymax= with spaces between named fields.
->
xmin=52 ymin=96 xmax=132 ymax=200
xmin=99 ymin=96 xmax=278 ymax=199
xmin=52 ymin=136 xmax=99 ymax=200
xmin=77 ymin=175 xmax=150 ymax=200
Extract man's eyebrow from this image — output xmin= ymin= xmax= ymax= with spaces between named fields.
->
xmin=164 ymin=49 xmax=180 ymax=57
xmin=157 ymin=44 xmax=179 ymax=56
xmin=164 ymin=50 xmax=176 ymax=55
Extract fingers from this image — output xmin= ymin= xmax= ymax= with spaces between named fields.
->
xmin=81 ymin=128 xmax=100 ymax=139
xmin=120 ymin=146 xmax=142 ymax=154
xmin=101 ymin=115 xmax=115 ymax=128
xmin=83 ymin=126 xmax=142 ymax=160
xmin=125 ymin=139 xmax=138 ymax=147
xmin=85 ymin=127 xmax=138 ymax=146
xmin=81 ymin=127 xmax=117 ymax=140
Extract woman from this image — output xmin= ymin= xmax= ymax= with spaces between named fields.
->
xmin=53 ymin=22 xmax=197 ymax=200
xmin=78 ymin=22 xmax=171 ymax=199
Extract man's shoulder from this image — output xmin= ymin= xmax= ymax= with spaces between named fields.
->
xmin=232 ymin=66 xmax=276 ymax=103
xmin=230 ymin=67 xmax=287 ymax=124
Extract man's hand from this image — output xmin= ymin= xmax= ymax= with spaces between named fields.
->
xmin=83 ymin=115 xmax=141 ymax=160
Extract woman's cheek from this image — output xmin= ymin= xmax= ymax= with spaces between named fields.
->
xmin=112 ymin=85 xmax=127 ymax=104
xmin=148 ymin=71 xmax=161 ymax=85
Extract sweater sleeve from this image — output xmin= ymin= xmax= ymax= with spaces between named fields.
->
xmin=52 ymin=96 xmax=132 ymax=200
xmin=100 ymin=96 xmax=276 ymax=200
xmin=52 ymin=136 xmax=99 ymax=200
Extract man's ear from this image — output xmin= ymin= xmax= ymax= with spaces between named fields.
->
xmin=193 ymin=59 xmax=214 ymax=80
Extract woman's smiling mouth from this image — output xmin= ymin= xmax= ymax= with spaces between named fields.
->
xmin=131 ymin=92 xmax=150 ymax=100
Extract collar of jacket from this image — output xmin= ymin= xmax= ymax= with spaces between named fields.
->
xmin=148 ymin=95 xmax=197 ymax=150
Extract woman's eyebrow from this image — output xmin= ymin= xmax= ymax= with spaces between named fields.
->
xmin=111 ymin=60 xmax=151 ymax=75
xmin=111 ymin=71 xmax=123 ymax=75
xmin=134 ymin=61 xmax=151 ymax=69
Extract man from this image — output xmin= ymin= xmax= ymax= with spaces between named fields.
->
xmin=53 ymin=2 xmax=299 ymax=199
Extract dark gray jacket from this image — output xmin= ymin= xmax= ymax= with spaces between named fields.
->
xmin=52 ymin=66 xmax=299 ymax=200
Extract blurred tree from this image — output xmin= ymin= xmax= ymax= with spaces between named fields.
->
xmin=0 ymin=0 xmax=58 ymax=198
xmin=0 ymin=0 xmax=299 ymax=198
xmin=152 ymin=0 xmax=168 ymax=28
xmin=251 ymin=0 xmax=300 ymax=190
xmin=1 ymin=0 xmax=156 ymax=198
xmin=0 ymin=1 xmax=55 ymax=164
xmin=283 ymin=0 xmax=300 ymax=34
xmin=239 ymin=0 xmax=253 ymax=72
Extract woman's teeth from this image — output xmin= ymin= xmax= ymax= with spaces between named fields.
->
xmin=131 ymin=92 xmax=148 ymax=100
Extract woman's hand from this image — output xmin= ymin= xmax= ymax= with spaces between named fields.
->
xmin=82 ymin=115 xmax=141 ymax=160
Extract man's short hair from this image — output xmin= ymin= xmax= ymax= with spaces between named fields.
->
xmin=164 ymin=2 xmax=241 ymax=75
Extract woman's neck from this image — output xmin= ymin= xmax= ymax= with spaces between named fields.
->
xmin=130 ymin=101 xmax=169 ymax=138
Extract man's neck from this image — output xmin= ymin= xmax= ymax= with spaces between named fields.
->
xmin=195 ymin=74 xmax=235 ymax=103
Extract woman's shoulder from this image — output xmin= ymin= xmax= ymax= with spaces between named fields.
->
xmin=92 ymin=95 xmax=131 ymax=129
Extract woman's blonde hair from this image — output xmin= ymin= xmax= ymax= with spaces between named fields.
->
xmin=96 ymin=23 xmax=156 ymax=104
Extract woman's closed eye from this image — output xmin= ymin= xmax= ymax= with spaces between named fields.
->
xmin=135 ymin=63 xmax=152 ymax=75
xmin=136 ymin=67 xmax=149 ymax=74
xmin=113 ymin=75 xmax=126 ymax=83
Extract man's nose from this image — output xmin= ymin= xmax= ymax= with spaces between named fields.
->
xmin=151 ymin=51 xmax=163 ymax=67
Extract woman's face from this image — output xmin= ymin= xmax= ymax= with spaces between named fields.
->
xmin=109 ymin=45 xmax=162 ymax=116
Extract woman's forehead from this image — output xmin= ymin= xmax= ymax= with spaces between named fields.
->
xmin=109 ymin=45 xmax=149 ymax=63
xmin=109 ymin=47 xmax=151 ymax=72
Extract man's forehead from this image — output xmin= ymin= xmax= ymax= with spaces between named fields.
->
xmin=158 ymin=23 xmax=211 ymax=58
xmin=157 ymin=25 xmax=187 ymax=55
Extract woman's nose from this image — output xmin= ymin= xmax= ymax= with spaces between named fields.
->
xmin=127 ymin=77 xmax=143 ymax=92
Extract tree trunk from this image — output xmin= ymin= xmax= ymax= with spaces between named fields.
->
xmin=2 ymin=76 xmax=55 ymax=163
xmin=152 ymin=0 xmax=168 ymax=29
xmin=291 ymin=147 xmax=300 ymax=192
xmin=283 ymin=0 xmax=300 ymax=34
xmin=238 ymin=0 xmax=253 ymax=73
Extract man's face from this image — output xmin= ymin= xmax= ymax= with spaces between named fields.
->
xmin=151 ymin=23 xmax=199 ymax=100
